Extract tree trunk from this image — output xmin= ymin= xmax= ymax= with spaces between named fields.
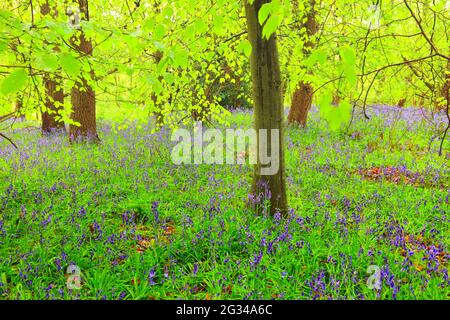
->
xmin=288 ymin=82 xmax=314 ymax=127
xmin=70 ymin=74 xmax=97 ymax=141
xmin=15 ymin=95 xmax=25 ymax=121
xmin=332 ymin=94 xmax=341 ymax=106
xmin=439 ymin=56 xmax=449 ymax=156
xmin=245 ymin=0 xmax=287 ymax=215
xmin=440 ymin=58 xmax=450 ymax=110
xmin=42 ymin=77 xmax=66 ymax=133
xmin=151 ymin=50 xmax=164 ymax=126
xmin=287 ymin=0 xmax=318 ymax=127
xmin=69 ymin=0 xmax=98 ymax=141
xmin=40 ymin=1 xmax=66 ymax=134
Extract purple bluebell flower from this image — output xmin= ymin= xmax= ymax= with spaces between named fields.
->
xmin=152 ymin=201 xmax=160 ymax=223
xmin=251 ymin=251 xmax=263 ymax=270
xmin=148 ymin=268 xmax=156 ymax=285
xmin=193 ymin=263 xmax=199 ymax=275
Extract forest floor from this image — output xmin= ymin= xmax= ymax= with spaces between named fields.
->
xmin=0 ymin=106 xmax=448 ymax=300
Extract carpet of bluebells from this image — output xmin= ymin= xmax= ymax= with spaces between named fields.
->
xmin=0 ymin=105 xmax=448 ymax=300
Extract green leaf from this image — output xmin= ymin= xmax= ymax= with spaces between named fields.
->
xmin=213 ymin=16 xmax=225 ymax=35
xmin=238 ymin=39 xmax=252 ymax=57
xmin=1 ymin=68 xmax=27 ymax=96
xmin=318 ymin=92 xmax=333 ymax=119
xmin=143 ymin=18 xmax=155 ymax=33
xmin=162 ymin=6 xmax=174 ymax=20
xmin=340 ymin=46 xmax=357 ymax=86
xmin=124 ymin=66 xmax=135 ymax=76
xmin=344 ymin=69 xmax=357 ymax=86
xmin=183 ymin=25 xmax=196 ymax=41
xmin=172 ymin=47 xmax=189 ymax=68
xmin=262 ymin=14 xmax=279 ymax=39
xmin=154 ymin=24 xmax=166 ymax=40
xmin=330 ymin=101 xmax=351 ymax=130
xmin=45 ymin=20 xmax=72 ymax=37
xmin=164 ymin=72 xmax=175 ymax=85
xmin=340 ymin=46 xmax=356 ymax=65
xmin=258 ymin=0 xmax=282 ymax=39
xmin=60 ymin=53 xmax=82 ymax=78
xmin=306 ymin=48 xmax=327 ymax=66
xmin=0 ymin=40 xmax=7 ymax=54
xmin=318 ymin=93 xmax=352 ymax=131
xmin=35 ymin=52 xmax=59 ymax=72
xmin=146 ymin=75 xmax=163 ymax=95
xmin=258 ymin=3 xmax=272 ymax=25
xmin=193 ymin=20 xmax=207 ymax=34
xmin=337 ymin=100 xmax=352 ymax=122
xmin=157 ymin=56 xmax=170 ymax=72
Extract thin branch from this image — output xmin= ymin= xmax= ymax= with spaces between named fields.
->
xmin=0 ymin=112 xmax=16 ymax=122
xmin=223 ymin=31 xmax=247 ymax=43
xmin=403 ymin=0 xmax=449 ymax=61
xmin=0 ymin=132 xmax=18 ymax=149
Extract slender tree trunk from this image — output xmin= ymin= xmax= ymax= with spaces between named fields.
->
xmin=332 ymin=94 xmax=341 ymax=106
xmin=15 ymin=94 xmax=25 ymax=121
xmin=151 ymin=50 xmax=164 ymax=126
xmin=15 ymin=96 xmax=23 ymax=114
xmin=10 ymin=39 xmax=25 ymax=121
xmin=439 ymin=56 xmax=449 ymax=156
xmin=69 ymin=0 xmax=98 ymax=141
xmin=41 ymin=1 xmax=66 ymax=134
xmin=245 ymin=0 xmax=287 ymax=215
xmin=288 ymin=0 xmax=318 ymax=127
xmin=440 ymin=58 xmax=450 ymax=109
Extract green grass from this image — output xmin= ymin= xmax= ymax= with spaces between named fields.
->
xmin=0 ymin=108 xmax=448 ymax=300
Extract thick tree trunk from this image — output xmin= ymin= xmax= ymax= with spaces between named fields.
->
xmin=288 ymin=82 xmax=314 ymax=127
xmin=288 ymin=0 xmax=318 ymax=127
xmin=245 ymin=0 xmax=287 ymax=215
xmin=69 ymin=0 xmax=98 ymax=141
xmin=40 ymin=1 xmax=66 ymax=134
xmin=70 ymin=73 xmax=97 ymax=141
xmin=42 ymin=77 xmax=66 ymax=133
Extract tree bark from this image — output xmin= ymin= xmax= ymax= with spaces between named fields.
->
xmin=15 ymin=95 xmax=25 ymax=121
xmin=439 ymin=56 xmax=449 ymax=156
xmin=288 ymin=82 xmax=314 ymax=126
xmin=69 ymin=0 xmax=98 ymax=141
xmin=40 ymin=1 xmax=66 ymax=134
xmin=245 ymin=0 xmax=287 ymax=215
xmin=287 ymin=0 xmax=318 ymax=127
xmin=440 ymin=58 xmax=450 ymax=110
xmin=151 ymin=50 xmax=165 ymax=126
xmin=42 ymin=77 xmax=66 ymax=133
